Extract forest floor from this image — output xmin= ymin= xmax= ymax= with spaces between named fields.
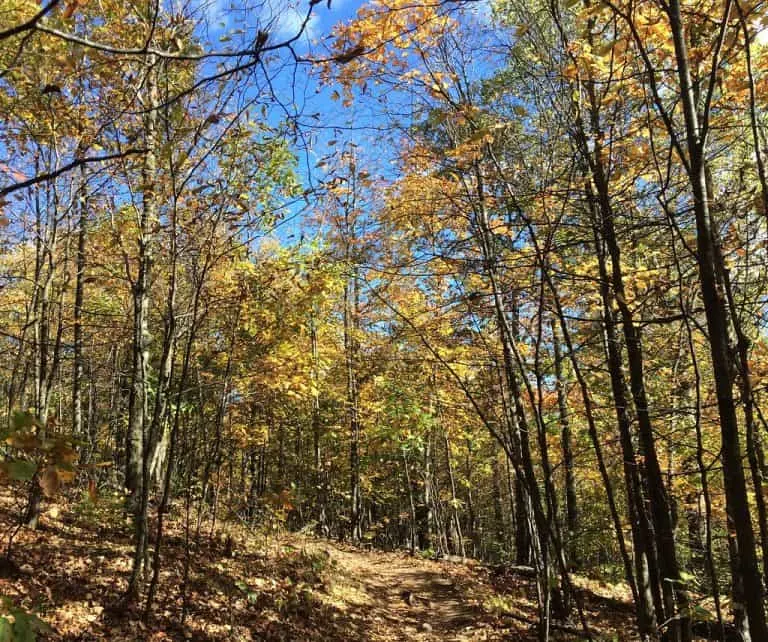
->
xmin=0 ymin=490 xmax=636 ymax=641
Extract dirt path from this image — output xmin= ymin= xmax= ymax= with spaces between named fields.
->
xmin=300 ymin=541 xmax=635 ymax=641
xmin=305 ymin=541 xmax=510 ymax=641
xmin=0 ymin=491 xmax=634 ymax=642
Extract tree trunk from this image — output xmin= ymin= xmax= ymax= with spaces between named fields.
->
xmin=551 ymin=319 xmax=578 ymax=568
xmin=25 ymin=155 xmax=61 ymax=529
xmin=309 ymin=310 xmax=327 ymax=532
xmin=72 ymin=165 xmax=87 ymax=440
xmin=591 ymin=160 xmax=690 ymax=640
xmin=345 ymin=264 xmax=362 ymax=541
xmin=592 ymin=213 xmax=662 ymax=639
xmin=666 ymin=2 xmax=768 ymax=636
xmin=125 ymin=54 xmax=159 ymax=601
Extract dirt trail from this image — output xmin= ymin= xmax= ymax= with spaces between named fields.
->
xmin=0 ymin=490 xmax=634 ymax=641
xmin=306 ymin=541 xmax=509 ymax=641
xmin=303 ymin=541 xmax=636 ymax=641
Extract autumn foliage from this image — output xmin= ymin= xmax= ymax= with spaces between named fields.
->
xmin=0 ymin=0 xmax=768 ymax=640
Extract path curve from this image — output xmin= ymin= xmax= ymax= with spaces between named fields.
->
xmin=306 ymin=541 xmax=505 ymax=641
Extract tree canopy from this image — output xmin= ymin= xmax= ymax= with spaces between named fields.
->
xmin=1 ymin=0 xmax=768 ymax=640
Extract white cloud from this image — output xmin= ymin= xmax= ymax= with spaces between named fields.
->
xmin=193 ymin=0 xmax=231 ymax=27
xmin=265 ymin=1 xmax=320 ymax=42
xmin=757 ymin=23 xmax=768 ymax=46
xmin=471 ymin=0 xmax=494 ymax=26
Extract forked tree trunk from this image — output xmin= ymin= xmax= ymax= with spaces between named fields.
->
xmin=125 ymin=54 xmax=159 ymax=601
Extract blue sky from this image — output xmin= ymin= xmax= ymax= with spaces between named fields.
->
xmin=197 ymin=0 xmax=360 ymax=45
xmin=176 ymin=0 xmax=496 ymax=246
xmin=227 ymin=0 xmax=497 ymax=244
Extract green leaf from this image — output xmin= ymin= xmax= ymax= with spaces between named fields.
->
xmin=13 ymin=611 xmax=35 ymax=642
xmin=7 ymin=459 xmax=37 ymax=482
xmin=11 ymin=411 xmax=34 ymax=431
xmin=0 ymin=617 xmax=12 ymax=642
xmin=22 ymin=611 xmax=53 ymax=636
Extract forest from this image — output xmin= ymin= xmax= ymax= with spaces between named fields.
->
xmin=0 ymin=0 xmax=767 ymax=640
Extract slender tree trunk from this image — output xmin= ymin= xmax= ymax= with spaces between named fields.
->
xmin=485 ymin=139 xmax=644 ymax=637
xmin=551 ymin=319 xmax=578 ymax=568
xmin=144 ymin=261 xmax=207 ymax=617
xmin=125 ymin=54 xmax=159 ymax=600
xmin=592 ymin=215 xmax=662 ymax=638
xmin=473 ymin=199 xmax=576 ymax=634
xmin=309 ymin=310 xmax=326 ymax=532
xmin=491 ymin=449 xmax=506 ymax=555
xmin=25 ymin=156 xmax=61 ymax=529
xmin=72 ymin=165 xmax=87 ymax=440
xmin=703 ymin=162 xmax=768 ymax=590
xmin=547 ymin=278 xmax=643 ymax=625
xmin=344 ymin=265 xmax=362 ymax=541
xmin=592 ymin=164 xmax=689 ymax=641
xmin=513 ymin=475 xmax=531 ymax=565
xmin=666 ymin=2 xmax=767 ymax=635
xmin=417 ymin=435 xmax=433 ymax=551
xmin=442 ymin=431 xmax=464 ymax=557
xmin=403 ymin=448 xmax=416 ymax=555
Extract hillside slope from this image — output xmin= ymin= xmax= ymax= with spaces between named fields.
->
xmin=0 ymin=494 xmax=634 ymax=640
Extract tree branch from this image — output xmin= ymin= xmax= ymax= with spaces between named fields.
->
xmin=0 ymin=149 xmax=146 ymax=198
